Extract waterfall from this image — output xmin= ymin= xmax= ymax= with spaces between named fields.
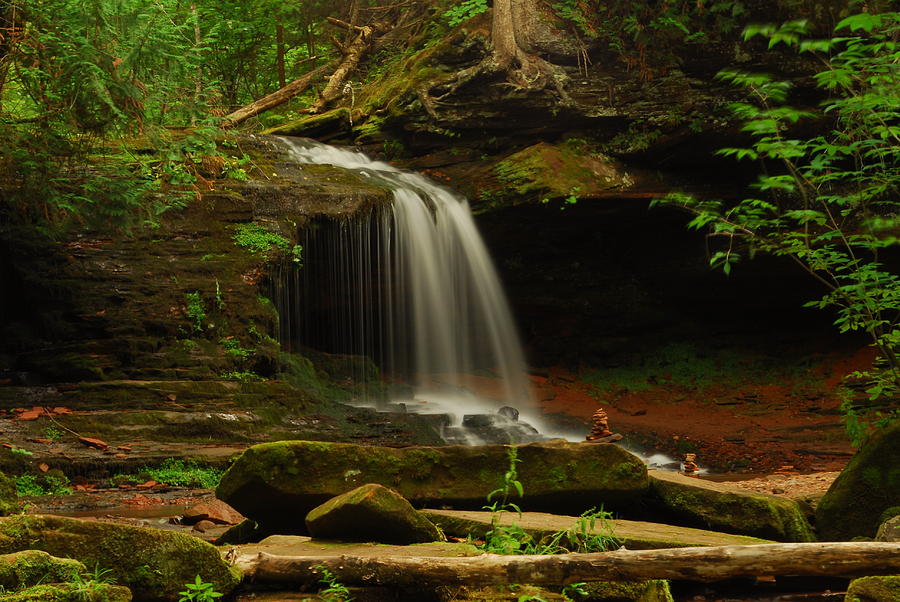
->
xmin=273 ymin=137 xmax=551 ymax=442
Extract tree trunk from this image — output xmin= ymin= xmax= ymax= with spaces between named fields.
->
xmin=0 ymin=2 xmax=21 ymax=98
xmin=491 ymin=0 xmax=518 ymax=69
xmin=220 ymin=63 xmax=334 ymax=128
xmin=309 ymin=19 xmax=390 ymax=114
xmin=236 ymin=543 xmax=900 ymax=587
xmin=424 ymin=0 xmax=568 ymax=109
xmin=275 ymin=18 xmax=286 ymax=89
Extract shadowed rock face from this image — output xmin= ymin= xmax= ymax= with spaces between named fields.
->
xmin=217 ymin=440 xmax=649 ymax=533
xmin=816 ymin=421 xmax=900 ymax=541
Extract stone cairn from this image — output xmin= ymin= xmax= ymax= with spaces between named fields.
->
xmin=586 ymin=407 xmax=613 ymax=441
xmin=682 ymin=453 xmax=699 ymax=475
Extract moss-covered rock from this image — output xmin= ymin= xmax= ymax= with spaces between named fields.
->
xmin=306 ymin=483 xmax=442 ymax=544
xmin=0 ymin=473 xmax=17 ymax=516
xmin=817 ymin=422 xmax=900 ymax=541
xmin=483 ymin=141 xmax=636 ymax=208
xmin=647 ymin=470 xmax=814 ymax=542
xmin=877 ymin=516 xmax=900 ymax=542
xmin=845 ymin=575 xmax=900 ymax=602
xmin=0 ymin=582 xmax=132 ymax=601
xmin=0 ymin=550 xmax=83 ymax=591
xmin=0 ymin=515 xmax=240 ymax=601
xmin=445 ymin=584 xmax=568 ymax=600
xmin=579 ymin=580 xmax=673 ymax=602
xmin=217 ymin=440 xmax=649 ymax=532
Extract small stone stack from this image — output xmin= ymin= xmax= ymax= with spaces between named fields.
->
xmin=586 ymin=407 xmax=613 ymax=441
xmin=682 ymin=453 xmax=699 ymax=474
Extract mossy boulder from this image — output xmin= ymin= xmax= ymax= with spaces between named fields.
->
xmin=0 ymin=515 xmax=241 ymax=601
xmin=0 ymin=473 xmax=17 ymax=516
xmin=877 ymin=516 xmax=900 ymax=542
xmin=0 ymin=550 xmax=84 ymax=591
xmin=0 ymin=582 xmax=132 ymax=601
xmin=306 ymin=483 xmax=442 ymax=544
xmin=817 ymin=422 xmax=900 ymax=541
xmin=217 ymin=440 xmax=649 ymax=532
xmin=647 ymin=470 xmax=814 ymax=542
xmin=580 ymin=580 xmax=673 ymax=602
xmin=845 ymin=575 xmax=900 ymax=602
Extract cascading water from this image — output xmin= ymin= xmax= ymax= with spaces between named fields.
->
xmin=271 ymin=137 xmax=555 ymax=443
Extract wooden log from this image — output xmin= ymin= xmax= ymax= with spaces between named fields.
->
xmin=221 ymin=63 xmax=335 ymax=128
xmin=239 ymin=543 xmax=900 ymax=586
xmin=309 ymin=20 xmax=391 ymax=114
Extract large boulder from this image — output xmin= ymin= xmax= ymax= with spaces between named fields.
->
xmin=646 ymin=470 xmax=814 ymax=542
xmin=217 ymin=440 xmax=649 ymax=532
xmin=817 ymin=422 xmax=900 ymax=541
xmin=0 ymin=515 xmax=241 ymax=601
xmin=306 ymin=483 xmax=442 ymax=544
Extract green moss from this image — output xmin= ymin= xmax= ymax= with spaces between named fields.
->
xmin=845 ymin=575 xmax=900 ymax=602
xmin=264 ymin=108 xmax=351 ymax=137
xmin=0 ymin=551 xmax=84 ymax=591
xmin=218 ymin=441 xmax=648 ymax=533
xmin=486 ymin=141 xmax=632 ymax=207
xmin=581 ymin=579 xmax=674 ymax=602
xmin=0 ymin=582 xmax=132 ymax=601
xmin=817 ymin=421 xmax=900 ymax=540
xmin=0 ymin=515 xmax=241 ymax=601
xmin=0 ymin=473 xmax=17 ymax=516
xmin=232 ymin=222 xmax=291 ymax=255
xmin=650 ymin=472 xmax=814 ymax=542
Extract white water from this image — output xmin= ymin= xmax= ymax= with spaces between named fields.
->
xmin=276 ymin=138 xmax=570 ymax=440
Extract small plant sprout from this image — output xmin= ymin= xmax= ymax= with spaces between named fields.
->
xmin=178 ymin=575 xmax=223 ymax=602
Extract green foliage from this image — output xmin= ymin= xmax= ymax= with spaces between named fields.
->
xmin=15 ymin=473 xmax=73 ymax=496
xmin=141 ymin=459 xmax=224 ymax=489
xmin=178 ymin=575 xmax=223 ymax=602
xmin=185 ymin=292 xmax=207 ymax=333
xmin=43 ymin=426 xmax=64 ymax=442
xmin=482 ymin=447 xmax=528 ymax=554
xmin=0 ymin=0 xmax=343 ymax=237
xmin=315 ymin=564 xmax=353 ymax=602
xmin=232 ymin=223 xmax=292 ymax=254
xmin=220 ymin=338 xmax=254 ymax=361
xmin=480 ymin=450 xmax=620 ymax=557
xmin=656 ymin=11 xmax=900 ymax=437
xmin=221 ymin=370 xmax=264 ymax=383
xmin=549 ymin=0 xmax=748 ymax=77
xmin=443 ymin=0 xmax=488 ymax=27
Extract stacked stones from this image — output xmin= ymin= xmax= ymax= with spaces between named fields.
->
xmin=586 ymin=407 xmax=613 ymax=441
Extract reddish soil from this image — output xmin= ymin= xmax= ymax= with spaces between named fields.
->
xmin=526 ymin=348 xmax=877 ymax=476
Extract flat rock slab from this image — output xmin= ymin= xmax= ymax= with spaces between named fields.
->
xmin=422 ymin=509 xmax=771 ymax=549
xmin=648 ymin=470 xmax=814 ymax=542
xmin=229 ymin=535 xmax=482 ymax=573
xmin=217 ymin=439 xmax=648 ymax=532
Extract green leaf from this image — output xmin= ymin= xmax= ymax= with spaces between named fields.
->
xmin=836 ymin=13 xmax=883 ymax=33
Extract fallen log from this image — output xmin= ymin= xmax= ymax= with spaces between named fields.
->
xmin=309 ymin=19 xmax=391 ymax=114
xmin=221 ymin=63 xmax=335 ymax=128
xmin=239 ymin=542 xmax=900 ymax=586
